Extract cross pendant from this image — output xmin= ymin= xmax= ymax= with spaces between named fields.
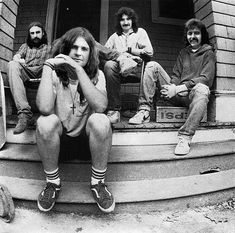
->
xmin=70 ymin=104 xmax=76 ymax=114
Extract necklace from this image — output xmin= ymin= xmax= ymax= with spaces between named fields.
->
xmin=68 ymin=84 xmax=78 ymax=114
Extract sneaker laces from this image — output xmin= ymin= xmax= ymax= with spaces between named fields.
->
xmin=107 ymin=111 xmax=114 ymax=117
xmin=41 ymin=183 xmax=57 ymax=201
xmin=178 ymin=137 xmax=189 ymax=147
xmin=135 ymin=110 xmax=148 ymax=118
xmin=95 ymin=182 xmax=112 ymax=201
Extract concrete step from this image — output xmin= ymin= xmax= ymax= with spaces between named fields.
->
xmin=6 ymin=126 xmax=235 ymax=145
xmin=0 ymin=141 xmax=234 ymax=182
xmin=0 ymin=151 xmax=234 ymax=182
xmin=1 ymin=140 xmax=235 ymax=162
xmin=0 ymin=169 xmax=234 ymax=204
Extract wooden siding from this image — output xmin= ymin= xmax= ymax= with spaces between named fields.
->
xmin=13 ymin=0 xmax=48 ymax=53
xmin=195 ymin=0 xmax=235 ymax=91
xmin=0 ymin=0 xmax=18 ymax=84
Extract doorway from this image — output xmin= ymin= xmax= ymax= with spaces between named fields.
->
xmin=55 ymin=0 xmax=101 ymax=41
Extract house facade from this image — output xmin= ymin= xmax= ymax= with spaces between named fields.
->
xmin=0 ymin=0 xmax=235 ymax=122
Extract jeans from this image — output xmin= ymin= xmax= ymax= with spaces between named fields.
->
xmin=8 ymin=60 xmax=43 ymax=116
xmin=138 ymin=61 xmax=210 ymax=137
xmin=103 ymin=60 xmax=142 ymax=111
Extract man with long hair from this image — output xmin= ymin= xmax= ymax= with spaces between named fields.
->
xmin=8 ymin=21 xmax=51 ymax=134
xmin=36 ymin=27 xmax=115 ymax=213
xmin=129 ymin=18 xmax=216 ymax=155
xmin=104 ymin=7 xmax=153 ymax=123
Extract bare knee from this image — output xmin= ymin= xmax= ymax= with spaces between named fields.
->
xmin=86 ymin=113 xmax=111 ymax=139
xmin=145 ymin=61 xmax=161 ymax=70
xmin=36 ymin=114 xmax=62 ymax=140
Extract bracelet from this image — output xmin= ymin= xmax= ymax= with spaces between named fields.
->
xmin=43 ymin=61 xmax=55 ymax=70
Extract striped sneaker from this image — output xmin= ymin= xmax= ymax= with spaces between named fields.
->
xmin=37 ymin=182 xmax=61 ymax=212
xmin=91 ymin=181 xmax=115 ymax=213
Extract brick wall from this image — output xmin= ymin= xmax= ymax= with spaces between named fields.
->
xmin=13 ymin=0 xmax=48 ymax=54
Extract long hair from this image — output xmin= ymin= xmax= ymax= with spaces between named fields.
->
xmin=115 ymin=7 xmax=138 ymax=35
xmin=51 ymin=27 xmax=99 ymax=102
xmin=183 ymin=18 xmax=210 ymax=46
xmin=52 ymin=27 xmax=99 ymax=82
xmin=26 ymin=21 xmax=48 ymax=48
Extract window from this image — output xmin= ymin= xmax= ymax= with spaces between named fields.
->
xmin=151 ymin=0 xmax=194 ymax=25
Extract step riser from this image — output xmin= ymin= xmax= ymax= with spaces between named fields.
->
xmin=6 ymin=127 xmax=235 ymax=145
xmin=0 ymin=154 xmax=234 ymax=182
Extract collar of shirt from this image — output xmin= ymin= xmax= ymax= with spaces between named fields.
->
xmin=122 ymin=29 xmax=134 ymax=37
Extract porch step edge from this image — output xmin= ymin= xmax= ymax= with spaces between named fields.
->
xmin=6 ymin=127 xmax=235 ymax=145
xmin=1 ymin=140 xmax=235 ymax=163
xmin=0 ymin=169 xmax=234 ymax=203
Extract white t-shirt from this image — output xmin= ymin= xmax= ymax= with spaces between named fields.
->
xmin=105 ymin=28 xmax=153 ymax=56
xmin=51 ymin=69 xmax=106 ymax=137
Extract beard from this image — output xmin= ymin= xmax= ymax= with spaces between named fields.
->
xmin=30 ymin=37 xmax=43 ymax=47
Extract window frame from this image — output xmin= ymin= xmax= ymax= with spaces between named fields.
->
xmin=151 ymin=0 xmax=190 ymax=25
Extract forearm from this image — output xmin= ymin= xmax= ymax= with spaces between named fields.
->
xmin=96 ymin=42 xmax=120 ymax=61
xmin=36 ymin=65 xmax=55 ymax=115
xmin=76 ymin=68 xmax=107 ymax=112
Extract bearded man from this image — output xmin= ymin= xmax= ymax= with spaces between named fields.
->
xmin=8 ymin=21 xmax=51 ymax=134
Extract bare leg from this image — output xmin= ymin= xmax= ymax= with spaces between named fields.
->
xmin=86 ymin=113 xmax=112 ymax=170
xmin=36 ymin=114 xmax=63 ymax=171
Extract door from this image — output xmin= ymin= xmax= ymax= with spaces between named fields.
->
xmin=55 ymin=0 xmax=101 ymax=41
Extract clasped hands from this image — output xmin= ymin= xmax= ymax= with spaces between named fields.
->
xmin=161 ymin=84 xmax=177 ymax=99
xmin=45 ymin=54 xmax=81 ymax=80
xmin=161 ymin=84 xmax=189 ymax=99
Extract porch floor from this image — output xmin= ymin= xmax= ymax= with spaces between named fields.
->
xmin=6 ymin=112 xmax=235 ymax=131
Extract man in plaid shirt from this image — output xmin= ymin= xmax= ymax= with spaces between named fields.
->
xmin=8 ymin=21 xmax=51 ymax=134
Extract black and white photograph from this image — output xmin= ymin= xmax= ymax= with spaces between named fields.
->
xmin=0 ymin=0 xmax=234 ymax=232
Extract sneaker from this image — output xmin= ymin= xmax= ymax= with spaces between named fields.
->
xmin=128 ymin=110 xmax=150 ymax=125
xmin=107 ymin=110 xmax=120 ymax=124
xmin=174 ymin=136 xmax=191 ymax=155
xmin=37 ymin=182 xmax=61 ymax=212
xmin=91 ymin=181 xmax=115 ymax=213
xmin=13 ymin=113 xmax=32 ymax=134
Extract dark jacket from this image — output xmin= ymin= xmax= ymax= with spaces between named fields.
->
xmin=171 ymin=44 xmax=216 ymax=90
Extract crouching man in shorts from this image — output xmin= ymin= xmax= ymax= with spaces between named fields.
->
xmin=36 ymin=27 xmax=115 ymax=213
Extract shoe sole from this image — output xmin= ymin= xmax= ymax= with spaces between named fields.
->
xmin=174 ymin=148 xmax=190 ymax=156
xmin=96 ymin=198 xmax=116 ymax=213
xmin=128 ymin=118 xmax=150 ymax=125
xmin=37 ymin=200 xmax=55 ymax=212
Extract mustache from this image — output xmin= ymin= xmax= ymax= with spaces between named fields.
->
xmin=189 ymin=38 xmax=198 ymax=42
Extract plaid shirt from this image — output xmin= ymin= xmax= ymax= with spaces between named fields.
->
xmin=16 ymin=43 xmax=51 ymax=67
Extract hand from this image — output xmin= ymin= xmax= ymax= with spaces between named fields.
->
xmin=19 ymin=58 xmax=26 ymax=64
xmin=131 ymin=55 xmax=142 ymax=63
xmin=161 ymin=84 xmax=177 ymax=99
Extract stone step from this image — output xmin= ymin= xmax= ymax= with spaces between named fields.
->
xmin=1 ymin=140 xmax=235 ymax=163
xmin=0 ymin=169 xmax=234 ymax=204
xmin=6 ymin=126 xmax=235 ymax=145
xmin=0 ymin=141 xmax=234 ymax=182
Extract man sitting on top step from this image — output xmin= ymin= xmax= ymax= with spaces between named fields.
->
xmin=104 ymin=7 xmax=153 ymax=124
xmin=7 ymin=21 xmax=51 ymax=134
xmin=129 ymin=18 xmax=216 ymax=155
